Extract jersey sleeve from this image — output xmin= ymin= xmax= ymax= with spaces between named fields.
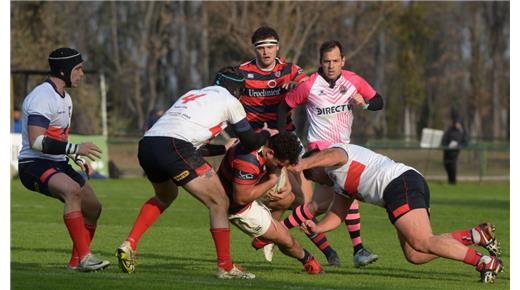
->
xmin=290 ymin=64 xmax=307 ymax=83
xmin=231 ymin=156 xmax=261 ymax=185
xmin=284 ymin=77 xmax=313 ymax=108
xmin=227 ymin=96 xmax=248 ymax=125
xmin=346 ymin=72 xmax=376 ymax=100
xmin=26 ymin=94 xmax=55 ymax=122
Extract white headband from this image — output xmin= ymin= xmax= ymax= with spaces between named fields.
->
xmin=254 ymin=39 xmax=279 ymax=48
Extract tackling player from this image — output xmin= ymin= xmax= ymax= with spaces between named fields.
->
xmin=238 ymin=26 xmax=341 ymax=266
xmin=217 ymin=132 xmax=322 ymax=274
xmin=17 ymin=48 xmax=110 ymax=272
xmin=115 ymin=67 xmax=277 ymax=279
xmin=278 ymin=40 xmax=382 ymax=267
xmin=297 ymin=144 xmax=503 ymax=283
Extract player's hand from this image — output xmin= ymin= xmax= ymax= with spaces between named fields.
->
xmin=224 ymin=138 xmax=239 ymax=151
xmin=351 ymin=93 xmax=367 ymax=107
xmin=78 ymin=142 xmax=102 ymax=161
xmin=72 ymin=155 xmax=93 ymax=178
xmin=300 ymin=219 xmax=317 ymax=235
xmin=262 ymin=123 xmax=279 ymax=136
xmin=281 ymin=81 xmax=298 ymax=91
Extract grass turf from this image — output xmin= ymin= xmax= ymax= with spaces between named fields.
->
xmin=11 ymin=179 xmax=509 ymax=289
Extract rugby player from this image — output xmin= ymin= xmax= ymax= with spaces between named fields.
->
xmin=217 ymin=132 xmax=322 ymax=274
xmin=17 ymin=48 xmax=110 ymax=272
xmin=238 ymin=26 xmax=341 ymax=266
xmin=278 ymin=40 xmax=382 ymax=267
xmin=297 ymin=144 xmax=503 ymax=283
xmin=115 ymin=67 xmax=277 ymax=279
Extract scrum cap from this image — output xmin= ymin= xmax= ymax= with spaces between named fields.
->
xmin=48 ymin=48 xmax=83 ymax=87
xmin=214 ymin=66 xmax=245 ymax=99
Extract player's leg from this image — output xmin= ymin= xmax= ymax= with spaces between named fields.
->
xmin=116 ymin=179 xmax=177 ymax=273
xmin=68 ymin=182 xmax=102 ymax=269
xmin=184 ymin=169 xmax=254 ymax=279
xmin=261 ymin=219 xmax=322 ymax=274
xmin=346 ymin=200 xmax=378 ymax=267
xmin=395 ymin=208 xmax=503 ymax=283
xmin=48 ymin=172 xmax=109 ymax=272
xmin=282 ymin=182 xmax=340 ymax=266
xmin=450 ymin=222 xmax=501 ymax=257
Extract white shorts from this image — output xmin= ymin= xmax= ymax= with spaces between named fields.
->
xmin=228 ymin=200 xmax=272 ymax=237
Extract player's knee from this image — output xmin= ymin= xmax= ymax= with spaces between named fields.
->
xmin=63 ymin=183 xmax=82 ymax=202
xmin=408 ymin=238 xmax=431 ymax=254
xmin=404 ymin=250 xmax=424 ymax=265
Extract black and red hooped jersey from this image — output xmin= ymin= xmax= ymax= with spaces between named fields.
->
xmin=238 ymin=58 xmax=306 ymax=131
xmin=217 ymin=144 xmax=267 ymax=214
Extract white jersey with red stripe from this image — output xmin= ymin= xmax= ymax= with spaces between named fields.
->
xmin=325 ymin=144 xmax=418 ymax=206
xmin=19 ymin=81 xmax=73 ymax=162
xmin=285 ymin=70 xmax=376 ymax=150
xmin=145 ymin=86 xmax=247 ymax=148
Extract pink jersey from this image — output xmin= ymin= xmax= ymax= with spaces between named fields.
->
xmin=285 ymin=70 xmax=376 ymax=149
xmin=326 ymin=144 xmax=417 ymax=206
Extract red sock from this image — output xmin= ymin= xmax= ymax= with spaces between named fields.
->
xmin=64 ymin=211 xmax=90 ymax=260
xmin=127 ymin=198 xmax=166 ymax=250
xmin=69 ymin=223 xmax=96 ymax=267
xmin=210 ymin=228 xmax=233 ymax=271
xmin=451 ymin=229 xmax=473 ymax=246
xmin=463 ymin=248 xmax=482 ymax=266
xmin=252 ymin=237 xmax=270 ymax=249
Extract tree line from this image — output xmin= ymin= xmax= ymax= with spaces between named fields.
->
xmin=11 ymin=1 xmax=509 ymax=141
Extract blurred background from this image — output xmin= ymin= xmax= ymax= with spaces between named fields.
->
xmin=10 ymin=1 xmax=509 ymax=180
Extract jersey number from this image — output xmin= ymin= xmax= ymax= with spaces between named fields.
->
xmin=181 ymin=93 xmax=206 ymax=104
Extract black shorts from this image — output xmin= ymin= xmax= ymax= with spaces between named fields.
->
xmin=138 ymin=136 xmax=212 ymax=186
xmin=18 ymin=158 xmax=86 ymax=198
xmin=382 ymin=170 xmax=430 ymax=224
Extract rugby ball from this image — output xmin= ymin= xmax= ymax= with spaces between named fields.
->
xmin=266 ymin=168 xmax=287 ymax=195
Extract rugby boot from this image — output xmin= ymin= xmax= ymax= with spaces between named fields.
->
xmin=77 ymin=253 xmax=110 ymax=272
xmin=116 ymin=241 xmax=136 ymax=273
xmin=303 ymin=256 xmax=323 ymax=274
xmin=263 ymin=243 xmax=276 ymax=262
xmin=476 ymin=255 xmax=503 ymax=283
xmin=217 ymin=264 xmax=255 ymax=279
xmin=353 ymin=248 xmax=378 ymax=268
xmin=326 ymin=249 xmax=341 ymax=267
xmin=472 ymin=222 xmax=501 ymax=258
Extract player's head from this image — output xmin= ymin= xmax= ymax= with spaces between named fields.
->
xmin=251 ymin=26 xmax=280 ymax=69
xmin=214 ymin=66 xmax=245 ymax=99
xmin=301 ymin=149 xmax=332 ymax=185
xmin=48 ymin=48 xmax=84 ymax=88
xmin=264 ymin=132 xmax=303 ymax=168
xmin=319 ymin=40 xmax=345 ymax=81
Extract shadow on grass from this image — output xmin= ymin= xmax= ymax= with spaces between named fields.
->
xmin=432 ymin=198 xmax=509 ymax=210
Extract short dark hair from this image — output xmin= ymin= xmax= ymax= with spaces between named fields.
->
xmin=251 ymin=26 xmax=279 ymax=44
xmin=319 ymin=40 xmax=344 ymax=62
xmin=267 ymin=132 xmax=302 ymax=165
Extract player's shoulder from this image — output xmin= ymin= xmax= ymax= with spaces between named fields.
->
xmin=238 ymin=59 xmax=257 ymax=71
xmin=232 ymin=147 xmax=263 ymax=171
xmin=24 ymin=81 xmax=58 ymax=107
xmin=341 ymin=69 xmax=365 ymax=80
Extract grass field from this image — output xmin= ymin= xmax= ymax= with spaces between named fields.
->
xmin=11 ymin=179 xmax=509 ymax=290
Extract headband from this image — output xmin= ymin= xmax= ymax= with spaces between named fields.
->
xmin=254 ymin=39 xmax=279 ymax=48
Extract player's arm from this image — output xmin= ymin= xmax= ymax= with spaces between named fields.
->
xmin=291 ymin=148 xmax=348 ymax=173
xmin=198 ymin=138 xmax=238 ymax=156
xmin=28 ymin=115 xmax=102 ymax=160
xmin=302 ymin=193 xmax=352 ymax=234
xmin=231 ymin=119 xmax=276 ymax=151
xmin=276 ymin=100 xmax=293 ymax=133
xmin=233 ymin=171 xmax=279 ymax=206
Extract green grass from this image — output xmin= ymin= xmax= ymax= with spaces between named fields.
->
xmin=11 ymin=179 xmax=509 ymax=289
